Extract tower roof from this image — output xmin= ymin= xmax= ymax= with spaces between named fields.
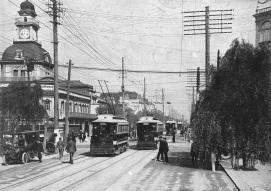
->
xmin=2 ymin=41 xmax=52 ymax=65
xmin=18 ymin=0 xmax=37 ymax=17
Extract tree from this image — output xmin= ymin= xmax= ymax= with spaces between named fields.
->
xmin=192 ymin=39 xmax=271 ymax=169
xmin=0 ymin=82 xmax=47 ymax=133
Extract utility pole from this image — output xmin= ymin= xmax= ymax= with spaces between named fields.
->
xmin=217 ymin=49 xmax=221 ymax=69
xmin=162 ymin=88 xmax=165 ymax=126
xmin=196 ymin=67 xmax=200 ymax=94
xmin=143 ymin=77 xmax=146 ymax=116
xmin=121 ymin=57 xmax=125 ymax=118
xmin=205 ymin=6 xmax=210 ymax=87
xmin=47 ymin=0 xmax=63 ymax=129
xmin=183 ymin=7 xmax=233 ymax=88
xmin=64 ymin=60 xmax=72 ymax=143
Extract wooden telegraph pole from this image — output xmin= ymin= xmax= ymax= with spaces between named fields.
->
xmin=183 ymin=6 xmax=233 ymax=88
xmin=162 ymin=88 xmax=165 ymax=126
xmin=64 ymin=60 xmax=72 ymax=143
xmin=205 ymin=6 xmax=210 ymax=86
xmin=47 ymin=0 xmax=63 ymax=129
xmin=121 ymin=57 xmax=125 ymax=118
xmin=143 ymin=77 xmax=146 ymax=116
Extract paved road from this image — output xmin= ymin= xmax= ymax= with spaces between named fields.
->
xmin=0 ymin=138 xmax=237 ymax=191
xmin=110 ymin=138 xmax=237 ymax=191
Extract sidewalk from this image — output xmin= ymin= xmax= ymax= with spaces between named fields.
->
xmin=120 ymin=135 xmax=237 ymax=191
xmin=221 ymin=159 xmax=271 ymax=191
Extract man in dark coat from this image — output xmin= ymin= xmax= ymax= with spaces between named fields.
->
xmin=172 ymin=128 xmax=176 ymax=143
xmin=191 ymin=141 xmax=199 ymax=168
xmin=156 ymin=136 xmax=164 ymax=161
xmin=66 ymin=137 xmax=76 ymax=164
xmin=56 ymin=137 xmax=65 ymax=161
xmin=36 ymin=139 xmax=44 ymax=163
xmin=161 ymin=137 xmax=169 ymax=163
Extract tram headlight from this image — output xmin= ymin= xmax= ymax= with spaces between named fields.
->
xmin=113 ymin=141 xmax=117 ymax=145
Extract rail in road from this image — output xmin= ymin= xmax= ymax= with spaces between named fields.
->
xmin=0 ymin=149 xmax=156 ymax=191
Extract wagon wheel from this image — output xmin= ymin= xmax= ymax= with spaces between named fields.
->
xmin=21 ymin=152 xmax=29 ymax=164
xmin=4 ymin=155 xmax=11 ymax=165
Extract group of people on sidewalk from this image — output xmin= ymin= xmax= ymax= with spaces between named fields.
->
xmin=156 ymin=136 xmax=169 ymax=163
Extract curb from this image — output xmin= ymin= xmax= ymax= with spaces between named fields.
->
xmin=220 ymin=162 xmax=252 ymax=191
xmin=220 ymin=163 xmax=241 ymax=191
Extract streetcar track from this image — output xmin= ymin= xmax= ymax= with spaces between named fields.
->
xmin=0 ymin=152 xmax=83 ymax=174
xmin=60 ymin=150 xmax=155 ymax=191
xmin=0 ymin=154 xmax=95 ymax=191
xmin=102 ymin=150 xmax=156 ymax=191
xmin=35 ymin=150 xmax=141 ymax=191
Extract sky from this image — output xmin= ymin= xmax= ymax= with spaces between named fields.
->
xmin=0 ymin=0 xmax=259 ymax=121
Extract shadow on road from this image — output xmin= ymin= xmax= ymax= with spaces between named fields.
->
xmin=79 ymin=152 xmax=116 ymax=157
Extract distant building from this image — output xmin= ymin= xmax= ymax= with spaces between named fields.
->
xmin=254 ymin=1 xmax=271 ymax=46
xmin=0 ymin=0 xmax=98 ymax=136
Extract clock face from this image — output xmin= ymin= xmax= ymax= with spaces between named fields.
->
xmin=19 ymin=28 xmax=30 ymax=39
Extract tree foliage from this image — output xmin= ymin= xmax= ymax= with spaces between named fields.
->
xmin=0 ymin=82 xmax=47 ymax=132
xmin=191 ymin=39 xmax=271 ymax=166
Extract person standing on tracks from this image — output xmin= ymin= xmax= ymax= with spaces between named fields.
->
xmin=66 ymin=136 xmax=77 ymax=164
xmin=56 ymin=137 xmax=65 ymax=161
xmin=161 ymin=137 xmax=169 ymax=164
xmin=156 ymin=136 xmax=164 ymax=161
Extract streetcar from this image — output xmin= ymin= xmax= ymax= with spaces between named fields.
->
xmin=177 ymin=122 xmax=185 ymax=136
xmin=90 ymin=114 xmax=129 ymax=155
xmin=136 ymin=116 xmax=163 ymax=150
xmin=165 ymin=120 xmax=177 ymax=135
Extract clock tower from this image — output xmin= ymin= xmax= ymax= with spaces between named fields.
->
xmin=15 ymin=0 xmax=39 ymax=42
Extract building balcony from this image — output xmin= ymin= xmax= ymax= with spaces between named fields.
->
xmin=69 ymin=112 xmax=97 ymax=119
xmin=0 ymin=76 xmax=37 ymax=83
xmin=256 ymin=6 xmax=271 ymax=14
xmin=15 ymin=17 xmax=40 ymax=29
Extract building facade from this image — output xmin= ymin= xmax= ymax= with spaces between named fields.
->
xmin=254 ymin=2 xmax=271 ymax=46
xmin=0 ymin=0 xmax=98 ymax=136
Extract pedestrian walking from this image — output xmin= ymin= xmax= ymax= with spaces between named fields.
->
xmin=79 ymin=133 xmax=82 ymax=143
xmin=161 ymin=137 xmax=169 ymax=164
xmin=68 ymin=131 xmax=77 ymax=143
xmin=191 ymin=141 xmax=199 ymax=168
xmin=36 ymin=139 xmax=44 ymax=163
xmin=172 ymin=128 xmax=176 ymax=143
xmin=82 ymin=132 xmax=86 ymax=142
xmin=156 ymin=136 xmax=164 ymax=161
xmin=56 ymin=137 xmax=65 ymax=161
xmin=66 ymin=136 xmax=76 ymax=164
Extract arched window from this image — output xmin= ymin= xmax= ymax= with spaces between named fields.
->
xmin=260 ymin=21 xmax=271 ymax=42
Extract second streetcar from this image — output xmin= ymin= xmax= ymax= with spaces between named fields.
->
xmin=136 ymin=116 xmax=163 ymax=150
